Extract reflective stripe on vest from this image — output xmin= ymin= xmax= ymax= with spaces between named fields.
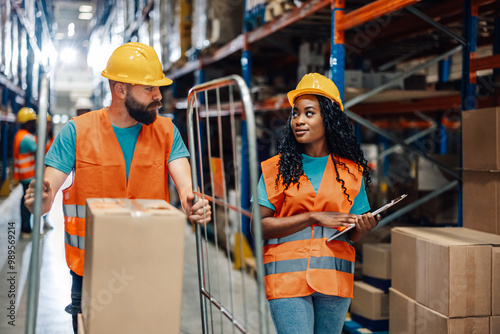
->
xmin=63 ymin=203 xmax=86 ymax=219
xmin=261 ymin=154 xmax=362 ymax=300
xmin=15 ymin=155 xmax=35 ymax=165
xmin=65 ymin=231 xmax=85 ymax=250
xmin=14 ymin=163 xmax=35 ymax=174
xmin=264 ymin=256 xmax=354 ymax=276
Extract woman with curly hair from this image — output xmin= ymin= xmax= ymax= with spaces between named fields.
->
xmin=257 ymin=73 xmax=379 ymax=334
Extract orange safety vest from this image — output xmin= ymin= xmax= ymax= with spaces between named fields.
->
xmin=62 ymin=108 xmax=174 ymax=276
xmin=261 ymin=154 xmax=363 ymax=300
xmin=13 ymin=129 xmax=36 ymax=181
xmin=45 ymin=136 xmax=54 ymax=153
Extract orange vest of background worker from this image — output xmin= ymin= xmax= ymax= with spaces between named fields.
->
xmin=14 ymin=129 xmax=36 ymax=181
xmin=261 ymin=155 xmax=362 ymax=300
xmin=62 ymin=108 xmax=174 ymax=276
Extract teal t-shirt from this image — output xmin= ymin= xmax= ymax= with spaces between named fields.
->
xmin=257 ymin=154 xmax=370 ymax=214
xmin=45 ymin=117 xmax=189 ymax=181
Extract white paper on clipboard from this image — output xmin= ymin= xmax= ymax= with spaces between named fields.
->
xmin=326 ymin=194 xmax=407 ymax=242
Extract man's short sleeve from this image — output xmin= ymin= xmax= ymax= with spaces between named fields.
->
xmin=168 ymin=123 xmax=190 ymax=162
xmin=44 ymin=120 xmax=76 ymax=175
xmin=349 ymin=180 xmax=370 ymax=215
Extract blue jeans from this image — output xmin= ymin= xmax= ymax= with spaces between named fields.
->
xmin=268 ymin=292 xmax=351 ymax=334
xmin=65 ymin=271 xmax=82 ymax=333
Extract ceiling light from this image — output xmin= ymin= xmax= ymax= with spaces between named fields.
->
xmin=79 ymin=5 xmax=93 ymax=13
xmin=60 ymin=47 xmax=78 ymax=63
xmin=78 ymin=13 xmax=93 ymax=20
xmin=68 ymin=22 xmax=75 ymax=37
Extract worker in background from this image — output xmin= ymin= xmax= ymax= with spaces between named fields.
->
xmin=24 ymin=42 xmax=212 ymax=333
xmin=13 ymin=107 xmax=37 ymax=237
xmin=42 ymin=114 xmax=54 ymax=232
xmin=257 ymin=73 xmax=380 ymax=334
xmin=74 ymin=96 xmax=93 ymax=116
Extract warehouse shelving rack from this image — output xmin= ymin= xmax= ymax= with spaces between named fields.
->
xmin=163 ymin=0 xmax=499 ymax=229
xmin=0 ymin=0 xmax=55 ymax=192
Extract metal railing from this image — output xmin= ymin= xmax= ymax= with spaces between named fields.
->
xmin=187 ymin=75 xmax=269 ymax=334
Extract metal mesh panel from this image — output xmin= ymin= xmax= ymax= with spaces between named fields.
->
xmin=186 ymin=75 xmax=269 ymax=334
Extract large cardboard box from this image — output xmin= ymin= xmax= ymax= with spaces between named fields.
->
xmin=392 ymin=227 xmax=499 ymax=318
xmin=462 ymin=107 xmax=500 ymax=170
xmin=363 ymin=243 xmax=391 ymax=280
xmin=493 ymin=247 xmax=500 ymax=316
xmin=491 ymin=316 xmax=500 ymax=334
xmin=389 ymin=288 xmax=415 ymax=334
xmin=415 ymin=302 xmax=490 ymax=334
xmin=463 ymin=170 xmax=500 ymax=235
xmin=82 ymin=199 xmax=186 ymax=333
xmin=351 ymin=281 xmax=389 ymax=320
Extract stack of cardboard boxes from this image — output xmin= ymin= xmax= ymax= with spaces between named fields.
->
xmin=390 ymin=227 xmax=500 ymax=334
xmin=78 ymin=199 xmax=187 ymax=334
xmin=462 ymin=107 xmax=500 ymax=235
xmin=350 ymin=243 xmax=391 ymax=331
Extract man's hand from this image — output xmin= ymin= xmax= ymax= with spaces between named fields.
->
xmin=184 ymin=193 xmax=212 ymax=225
xmin=24 ymin=179 xmax=53 ymax=214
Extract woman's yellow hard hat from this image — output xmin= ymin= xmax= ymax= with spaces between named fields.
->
xmin=287 ymin=73 xmax=344 ymax=111
xmin=101 ymin=42 xmax=173 ymax=86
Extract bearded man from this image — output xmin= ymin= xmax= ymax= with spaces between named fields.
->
xmin=24 ymin=42 xmax=211 ymax=333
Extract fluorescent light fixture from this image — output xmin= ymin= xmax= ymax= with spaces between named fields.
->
xmin=78 ymin=13 xmax=93 ymax=20
xmin=60 ymin=47 xmax=78 ymax=63
xmin=68 ymin=22 xmax=75 ymax=37
xmin=79 ymin=5 xmax=93 ymax=12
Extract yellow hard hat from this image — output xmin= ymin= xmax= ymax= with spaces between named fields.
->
xmin=101 ymin=42 xmax=173 ymax=86
xmin=287 ymin=73 xmax=344 ymax=111
xmin=47 ymin=114 xmax=52 ymax=122
xmin=17 ymin=107 xmax=37 ymax=124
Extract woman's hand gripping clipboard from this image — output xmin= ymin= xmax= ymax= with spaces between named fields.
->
xmin=326 ymin=194 xmax=408 ymax=242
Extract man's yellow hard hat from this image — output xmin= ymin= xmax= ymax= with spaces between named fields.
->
xmin=17 ymin=107 xmax=37 ymax=124
xmin=101 ymin=42 xmax=173 ymax=86
xmin=287 ymin=73 xmax=344 ymax=111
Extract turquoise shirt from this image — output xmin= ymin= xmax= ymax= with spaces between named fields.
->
xmin=257 ymin=154 xmax=370 ymax=214
xmin=45 ymin=118 xmax=189 ymax=181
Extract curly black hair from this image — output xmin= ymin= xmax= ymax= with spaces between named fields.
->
xmin=275 ymin=95 xmax=371 ymax=204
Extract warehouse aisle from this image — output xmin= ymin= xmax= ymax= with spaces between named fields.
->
xmin=0 ymin=183 xmax=264 ymax=334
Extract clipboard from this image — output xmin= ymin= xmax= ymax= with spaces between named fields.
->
xmin=326 ymin=194 xmax=407 ymax=242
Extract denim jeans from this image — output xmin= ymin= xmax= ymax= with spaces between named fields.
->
xmin=20 ymin=182 xmax=32 ymax=233
xmin=65 ymin=270 xmax=82 ymax=334
xmin=268 ymin=292 xmax=351 ymax=334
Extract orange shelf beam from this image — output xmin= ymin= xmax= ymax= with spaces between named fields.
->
xmin=470 ymin=54 xmax=500 ymax=72
xmin=336 ymin=0 xmax=420 ymax=31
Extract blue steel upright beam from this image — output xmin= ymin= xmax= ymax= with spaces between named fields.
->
xmin=460 ymin=0 xmax=478 ymax=227
xmin=240 ymin=45 xmax=253 ymax=249
xmin=330 ymin=0 xmax=345 ymax=101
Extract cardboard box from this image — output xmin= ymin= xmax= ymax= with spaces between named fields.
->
xmin=415 ymin=302 xmax=490 ymax=334
xmin=82 ymin=199 xmax=186 ymax=334
xmin=462 ymin=107 xmax=500 ymax=170
xmin=463 ymin=170 xmax=500 ymax=235
xmin=389 ymin=288 xmax=415 ymax=334
xmin=363 ymin=243 xmax=391 ymax=280
xmin=392 ymin=227 xmax=499 ymax=317
xmin=351 ymin=281 xmax=389 ymax=320
xmin=493 ymin=248 xmax=500 ymax=316
xmin=491 ymin=316 xmax=500 ymax=334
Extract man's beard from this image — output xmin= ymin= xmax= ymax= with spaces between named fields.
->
xmin=125 ymin=93 xmax=162 ymax=125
